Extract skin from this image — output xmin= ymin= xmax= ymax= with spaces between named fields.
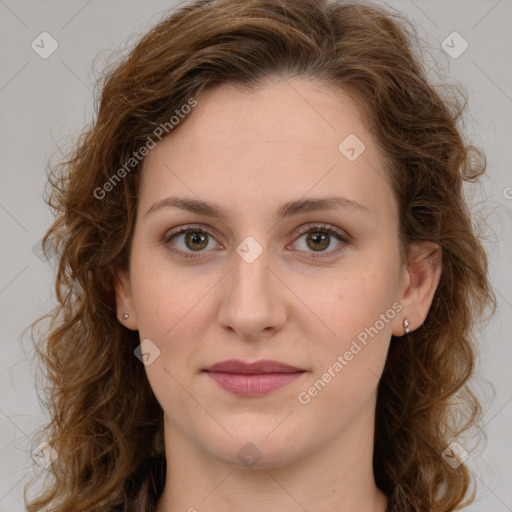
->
xmin=114 ymin=77 xmax=442 ymax=512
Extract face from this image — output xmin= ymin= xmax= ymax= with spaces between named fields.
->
xmin=115 ymin=78 xmax=440 ymax=469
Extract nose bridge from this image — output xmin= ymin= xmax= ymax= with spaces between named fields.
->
xmin=218 ymin=236 xmax=286 ymax=336
xmin=231 ymin=236 xmax=274 ymax=305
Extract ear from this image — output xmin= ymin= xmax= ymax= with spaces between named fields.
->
xmin=392 ymin=241 xmax=442 ymax=336
xmin=113 ymin=268 xmax=138 ymax=330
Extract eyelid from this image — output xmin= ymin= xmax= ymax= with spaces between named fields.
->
xmin=163 ymin=223 xmax=224 ymax=245
xmin=293 ymin=222 xmax=351 ymax=243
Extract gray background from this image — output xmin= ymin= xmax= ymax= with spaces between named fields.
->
xmin=0 ymin=0 xmax=511 ymax=510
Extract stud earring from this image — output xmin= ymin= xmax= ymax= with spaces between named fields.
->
xmin=403 ymin=317 xmax=410 ymax=335
xmin=122 ymin=313 xmax=130 ymax=320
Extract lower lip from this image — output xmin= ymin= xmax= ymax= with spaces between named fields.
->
xmin=204 ymin=371 xmax=304 ymax=396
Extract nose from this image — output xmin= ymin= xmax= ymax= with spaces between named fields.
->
xmin=217 ymin=241 xmax=287 ymax=340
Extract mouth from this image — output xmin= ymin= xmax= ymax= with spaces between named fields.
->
xmin=202 ymin=359 xmax=306 ymax=396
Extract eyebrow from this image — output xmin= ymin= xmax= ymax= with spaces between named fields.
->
xmin=145 ymin=194 xmax=369 ymax=221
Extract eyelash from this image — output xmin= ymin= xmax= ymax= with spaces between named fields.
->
xmin=163 ymin=223 xmax=350 ymax=260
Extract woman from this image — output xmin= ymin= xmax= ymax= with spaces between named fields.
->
xmin=26 ymin=0 xmax=495 ymax=510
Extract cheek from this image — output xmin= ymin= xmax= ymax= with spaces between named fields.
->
xmin=129 ymin=251 xmax=205 ymax=337
xmin=298 ymin=276 xmax=397 ymax=428
xmin=321 ymin=265 xmax=398 ymax=337
xmin=129 ymin=259 xmax=216 ymax=392
xmin=305 ymin=263 xmax=399 ymax=392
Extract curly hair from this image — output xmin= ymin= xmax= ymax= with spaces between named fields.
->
xmin=25 ymin=0 xmax=496 ymax=510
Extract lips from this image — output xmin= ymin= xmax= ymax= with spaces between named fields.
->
xmin=202 ymin=359 xmax=306 ymax=396
xmin=203 ymin=359 xmax=304 ymax=374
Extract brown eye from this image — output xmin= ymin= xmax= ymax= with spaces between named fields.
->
xmin=304 ymin=231 xmax=331 ymax=252
xmin=164 ymin=225 xmax=219 ymax=258
xmin=164 ymin=222 xmax=349 ymax=260
xmin=182 ymin=230 xmax=209 ymax=251
xmin=291 ymin=223 xmax=349 ymax=257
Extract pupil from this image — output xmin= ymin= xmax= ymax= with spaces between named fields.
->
xmin=309 ymin=232 xmax=328 ymax=251
xmin=188 ymin=232 xmax=206 ymax=250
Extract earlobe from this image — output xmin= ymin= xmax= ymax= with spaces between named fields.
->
xmin=393 ymin=241 xmax=442 ymax=337
xmin=114 ymin=268 xmax=138 ymax=330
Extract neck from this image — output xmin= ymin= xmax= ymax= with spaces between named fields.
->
xmin=155 ymin=400 xmax=389 ymax=512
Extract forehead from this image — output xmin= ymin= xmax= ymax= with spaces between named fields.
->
xmin=166 ymin=79 xmax=367 ymax=150
xmin=138 ymin=79 xmax=395 ymax=223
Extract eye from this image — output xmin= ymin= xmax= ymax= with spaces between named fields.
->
xmin=163 ymin=223 xmax=350 ymax=259
xmin=163 ymin=224 xmax=222 ymax=259
xmin=289 ymin=223 xmax=349 ymax=258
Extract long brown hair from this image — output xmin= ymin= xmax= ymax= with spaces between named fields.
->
xmin=25 ymin=0 xmax=496 ymax=510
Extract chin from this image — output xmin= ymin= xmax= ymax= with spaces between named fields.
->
xmin=203 ymin=428 xmax=309 ymax=470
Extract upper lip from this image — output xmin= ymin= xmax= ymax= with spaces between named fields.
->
xmin=203 ymin=359 xmax=305 ymax=374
